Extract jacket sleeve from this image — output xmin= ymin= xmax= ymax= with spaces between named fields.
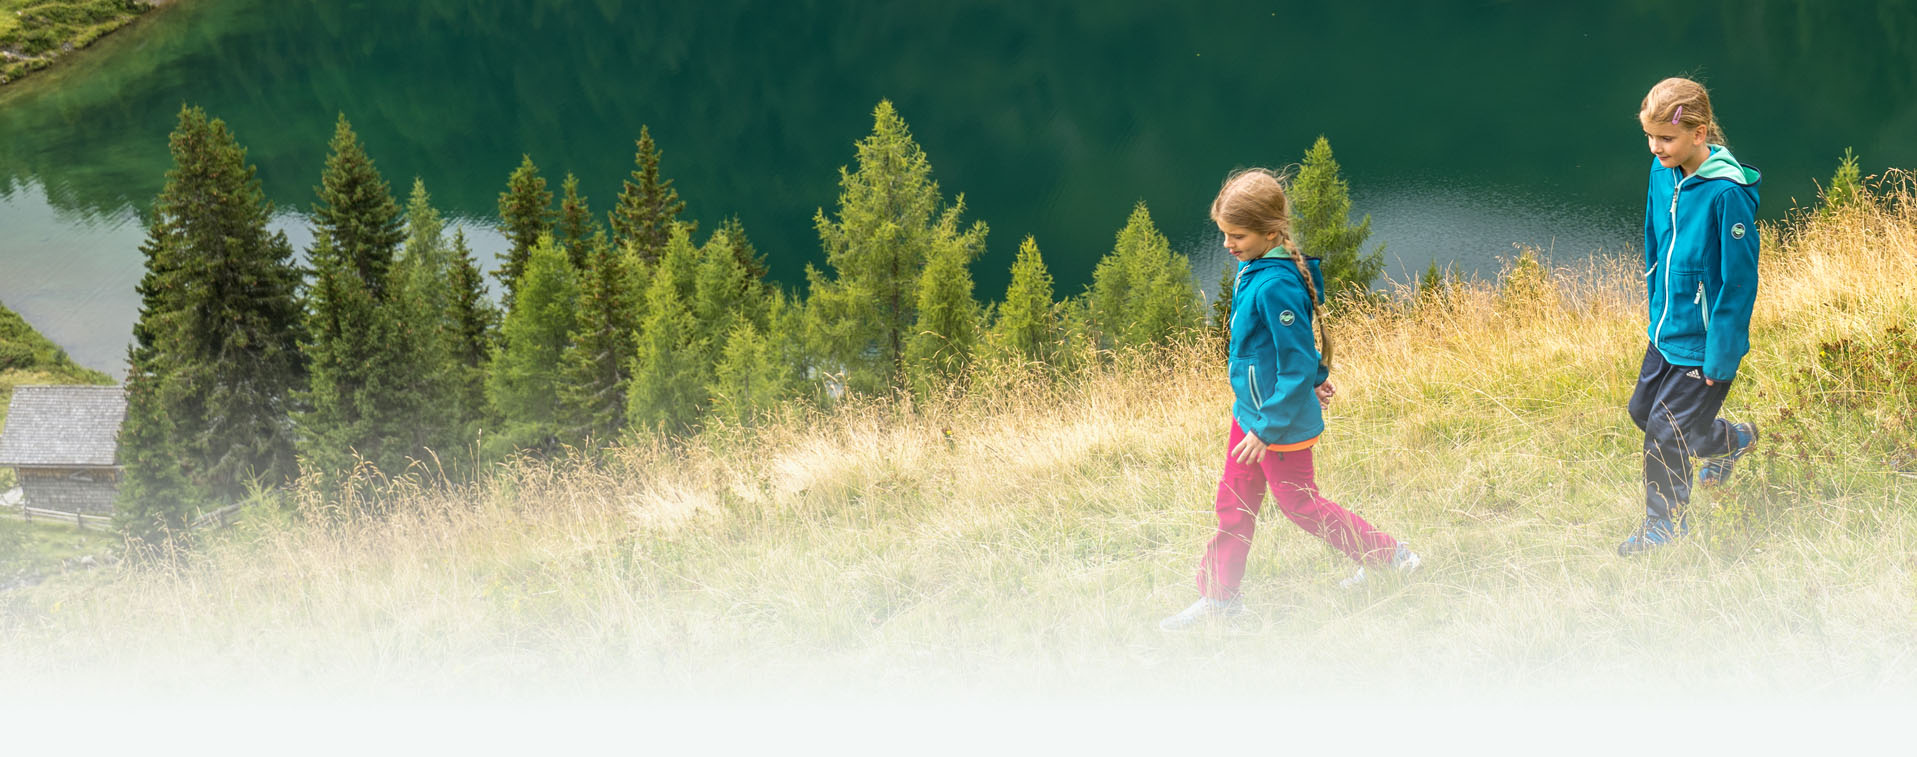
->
xmin=1704 ymin=191 xmax=1759 ymax=382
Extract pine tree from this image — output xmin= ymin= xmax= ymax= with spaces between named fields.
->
xmin=990 ymin=235 xmax=1058 ymax=364
xmin=114 ymin=356 xmax=196 ymax=543
xmin=444 ymin=228 xmax=497 ymax=442
xmin=310 ymin=114 xmax=406 ymax=301
xmin=709 ymin=321 xmax=792 ymax=428
xmin=557 ymin=172 xmax=598 ymax=270
xmin=690 ymin=227 xmax=764 ymax=360
xmin=1821 ymin=147 xmax=1863 ymax=218
xmin=391 ymin=178 xmax=460 ymax=453
xmin=805 ymin=100 xmax=986 ymax=395
xmin=1088 ymin=202 xmax=1201 ymax=349
xmin=626 ymin=226 xmax=708 ymax=432
xmin=717 ymin=215 xmax=770 ymax=282
xmin=487 ymin=234 xmax=578 ymax=451
xmin=557 ymin=230 xmax=638 ymax=443
xmin=904 ymin=219 xmax=984 ymax=391
xmin=496 ymin=154 xmax=554 ymax=308
xmin=116 ymin=105 xmax=304 ymax=526
xmin=1293 ymin=136 xmax=1384 ymax=302
xmin=300 ymin=117 xmax=428 ymax=488
xmin=609 ymin=125 xmax=686 ymax=266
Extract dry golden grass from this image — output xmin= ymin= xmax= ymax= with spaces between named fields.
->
xmin=5 ymin=179 xmax=1917 ymax=706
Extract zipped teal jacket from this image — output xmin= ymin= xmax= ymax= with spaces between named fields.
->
xmin=1643 ymin=145 xmax=1762 ymax=381
xmin=1228 ymin=252 xmax=1328 ymax=446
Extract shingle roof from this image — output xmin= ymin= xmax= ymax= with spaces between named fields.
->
xmin=0 ymin=385 xmax=127 ymax=467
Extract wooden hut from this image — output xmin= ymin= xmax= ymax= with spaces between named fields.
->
xmin=0 ymin=385 xmax=127 ymax=515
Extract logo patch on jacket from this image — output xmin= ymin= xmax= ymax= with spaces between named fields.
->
xmin=1279 ymin=310 xmax=1296 ymax=326
xmin=1685 ymin=368 xmax=1702 ymax=380
xmin=1731 ymin=223 xmax=1746 ymax=239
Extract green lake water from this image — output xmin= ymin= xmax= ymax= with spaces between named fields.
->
xmin=3 ymin=0 xmax=1913 ymax=376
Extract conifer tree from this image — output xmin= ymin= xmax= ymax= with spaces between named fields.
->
xmin=626 ymin=226 xmax=708 ymax=432
xmin=717 ymin=215 xmax=770 ymax=282
xmin=690 ymin=228 xmax=763 ymax=360
xmin=1821 ymin=147 xmax=1863 ymax=218
xmin=311 ymin=114 xmax=406 ymax=301
xmin=1293 ymin=136 xmax=1383 ymax=302
xmin=391 ymin=179 xmax=460 ymax=453
xmin=904 ymin=221 xmax=984 ymax=390
xmin=990 ymin=236 xmax=1058 ymax=364
xmin=806 ymin=100 xmax=986 ymax=395
xmin=557 ymin=172 xmax=598 ymax=270
xmin=488 ymin=234 xmax=578 ymax=451
xmin=117 ymin=105 xmax=304 ymax=526
xmin=557 ymin=230 xmax=638 ymax=443
xmin=496 ymin=154 xmax=554 ymax=307
xmin=1211 ymin=260 xmax=1237 ymax=341
xmin=444 ymin=228 xmax=497 ymax=440
xmin=609 ymin=126 xmax=686 ymax=266
xmin=300 ymin=117 xmax=429 ymax=487
xmin=1088 ymin=202 xmax=1201 ymax=349
xmin=709 ymin=321 xmax=792 ymax=427
xmin=114 ymin=356 xmax=196 ymax=542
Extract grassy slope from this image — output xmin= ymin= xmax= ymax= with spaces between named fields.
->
xmin=0 ymin=0 xmax=152 ymax=83
xmin=3 ymin=183 xmax=1914 ymax=706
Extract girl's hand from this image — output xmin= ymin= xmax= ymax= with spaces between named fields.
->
xmin=1316 ymin=381 xmax=1336 ymax=408
xmin=1231 ymin=430 xmax=1267 ymax=465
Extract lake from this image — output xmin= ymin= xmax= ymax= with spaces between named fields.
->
xmin=3 ymin=0 xmax=1913 ymax=376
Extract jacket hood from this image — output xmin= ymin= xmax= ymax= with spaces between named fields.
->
xmin=1695 ymin=145 xmax=1761 ymax=189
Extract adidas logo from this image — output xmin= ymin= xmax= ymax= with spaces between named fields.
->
xmin=1685 ymin=369 xmax=1702 ymax=379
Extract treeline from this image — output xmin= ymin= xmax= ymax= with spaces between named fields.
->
xmin=116 ymin=101 xmax=1380 ymax=539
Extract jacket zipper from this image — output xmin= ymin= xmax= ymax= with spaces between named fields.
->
xmin=1653 ymin=173 xmax=1688 ymax=344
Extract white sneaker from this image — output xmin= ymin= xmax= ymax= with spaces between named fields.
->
xmin=1157 ymin=596 xmax=1246 ymax=631
xmin=1341 ymin=542 xmax=1421 ymax=588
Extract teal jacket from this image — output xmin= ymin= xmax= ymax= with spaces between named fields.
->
xmin=1643 ymin=145 xmax=1762 ymax=381
xmin=1228 ymin=252 xmax=1328 ymax=446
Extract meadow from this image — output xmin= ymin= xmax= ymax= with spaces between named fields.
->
xmin=3 ymin=178 xmax=1914 ymax=711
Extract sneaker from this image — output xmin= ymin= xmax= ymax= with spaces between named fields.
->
xmin=1698 ymin=422 xmax=1759 ymax=487
xmin=1157 ymin=596 xmax=1246 ymax=631
xmin=1341 ymin=542 xmax=1421 ymax=588
xmin=1617 ymin=517 xmax=1680 ymax=556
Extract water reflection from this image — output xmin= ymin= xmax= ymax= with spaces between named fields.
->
xmin=1 ymin=0 xmax=1912 ymax=373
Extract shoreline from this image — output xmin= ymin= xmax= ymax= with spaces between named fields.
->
xmin=0 ymin=0 xmax=177 ymax=87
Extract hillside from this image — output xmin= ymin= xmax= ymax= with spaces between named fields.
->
xmin=2 ymin=179 xmax=1914 ymax=712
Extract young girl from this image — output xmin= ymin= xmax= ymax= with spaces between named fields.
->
xmin=1620 ymin=77 xmax=1762 ymax=555
xmin=1160 ymin=168 xmax=1418 ymax=631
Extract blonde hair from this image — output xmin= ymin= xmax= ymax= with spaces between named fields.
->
xmin=1211 ymin=167 xmax=1331 ymax=368
xmin=1639 ymin=76 xmax=1727 ymax=146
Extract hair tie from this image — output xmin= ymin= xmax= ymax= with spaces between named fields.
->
xmin=1672 ymin=105 xmax=1683 ymax=125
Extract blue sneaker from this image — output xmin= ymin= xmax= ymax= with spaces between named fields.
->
xmin=1698 ymin=422 xmax=1758 ymax=487
xmin=1617 ymin=517 xmax=1680 ymax=556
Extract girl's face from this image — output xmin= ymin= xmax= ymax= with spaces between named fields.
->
xmin=1642 ymin=118 xmax=1710 ymax=173
xmin=1218 ymin=221 xmax=1278 ymax=262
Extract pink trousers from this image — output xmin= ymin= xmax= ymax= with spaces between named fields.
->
xmin=1196 ymin=420 xmax=1399 ymax=599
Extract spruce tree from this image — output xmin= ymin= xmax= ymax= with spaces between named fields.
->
xmin=391 ymin=178 xmax=460 ymax=454
xmin=626 ymin=226 xmax=708 ymax=432
xmin=709 ymin=321 xmax=792 ymax=428
xmin=990 ymin=235 xmax=1058 ymax=364
xmin=557 ymin=230 xmax=638 ymax=443
xmin=717 ymin=215 xmax=770 ymax=282
xmin=1293 ymin=136 xmax=1383 ymax=302
xmin=444 ymin=228 xmax=497 ymax=442
xmin=609 ymin=126 xmax=686 ymax=266
xmin=1088 ymin=202 xmax=1201 ymax=349
xmin=300 ymin=117 xmax=427 ymax=488
xmin=310 ymin=114 xmax=406 ymax=301
xmin=1821 ymin=147 xmax=1862 ymax=218
xmin=690 ymin=228 xmax=763 ymax=361
xmin=904 ymin=220 xmax=985 ymax=391
xmin=487 ymin=234 xmax=578 ymax=450
xmin=116 ymin=105 xmax=304 ymax=525
xmin=557 ymin=172 xmax=598 ymax=270
xmin=496 ymin=154 xmax=554 ymax=308
xmin=806 ymin=100 xmax=986 ymax=395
